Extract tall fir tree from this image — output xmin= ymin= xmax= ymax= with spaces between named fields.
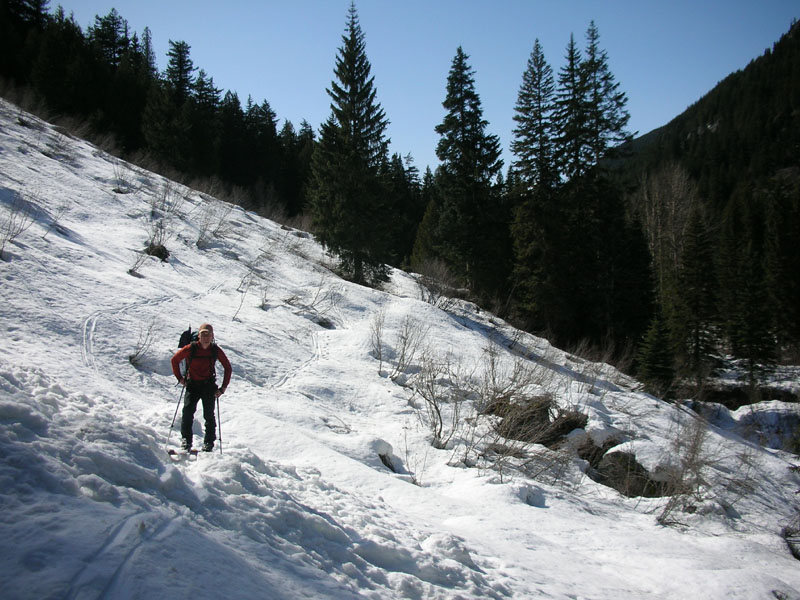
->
xmin=719 ymin=189 xmax=777 ymax=393
xmin=763 ymin=172 xmax=800 ymax=354
xmin=510 ymin=38 xmax=559 ymax=330
xmin=216 ymin=91 xmax=247 ymax=184
xmin=511 ymin=38 xmax=557 ymax=189
xmin=88 ymin=8 xmax=129 ymax=67
xmin=553 ymin=34 xmax=589 ymax=181
xmin=431 ymin=46 xmax=505 ymax=297
xmin=636 ymin=307 xmax=675 ymax=397
xmin=582 ymin=21 xmax=632 ymax=164
xmin=309 ymin=2 xmax=390 ymax=285
xmin=164 ymin=39 xmax=195 ymax=106
xmin=674 ymin=204 xmax=717 ymax=392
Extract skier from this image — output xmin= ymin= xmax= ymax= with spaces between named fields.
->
xmin=171 ymin=323 xmax=232 ymax=452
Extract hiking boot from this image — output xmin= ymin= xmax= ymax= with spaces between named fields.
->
xmin=181 ymin=438 xmax=192 ymax=451
xmin=202 ymin=441 xmax=214 ymax=452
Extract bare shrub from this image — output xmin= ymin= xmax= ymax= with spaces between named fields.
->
xmin=144 ymin=219 xmax=170 ymax=261
xmin=112 ymin=159 xmax=137 ymax=194
xmin=41 ymin=200 xmax=69 ymax=240
xmin=127 ymin=250 xmax=148 ymax=276
xmin=370 ymin=309 xmax=386 ymax=375
xmin=0 ymin=192 xmax=35 ymax=258
xmin=782 ymin=510 xmax=800 ymax=561
xmin=129 ymin=319 xmax=158 ymax=366
xmin=285 ymin=273 xmax=342 ymax=328
xmin=409 ymin=351 xmax=465 ymax=450
xmin=389 ymin=315 xmax=428 ymax=382
xmin=415 ymin=258 xmax=464 ymax=311
xmin=196 ymin=200 xmax=234 ymax=247
xmin=150 ymin=181 xmax=184 ymax=220
xmin=402 ymin=424 xmax=430 ymax=486
xmin=657 ymin=415 xmax=713 ymax=525
xmin=458 ymin=345 xmax=588 ymax=482
xmin=232 ymin=270 xmax=255 ymax=322
xmin=136 ymin=182 xmax=186 ymax=266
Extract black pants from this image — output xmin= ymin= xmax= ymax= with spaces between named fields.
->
xmin=181 ymin=380 xmax=217 ymax=444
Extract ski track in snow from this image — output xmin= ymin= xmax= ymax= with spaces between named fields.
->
xmin=81 ymin=284 xmax=224 ymax=372
xmin=271 ymin=330 xmax=323 ymax=390
xmin=64 ymin=510 xmax=173 ymax=600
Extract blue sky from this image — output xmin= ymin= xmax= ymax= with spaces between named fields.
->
xmin=62 ymin=0 xmax=797 ymax=173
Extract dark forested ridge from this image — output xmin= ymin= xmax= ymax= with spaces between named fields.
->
xmin=2 ymin=1 xmax=798 ymax=400
xmin=617 ymin=20 xmax=800 ymax=398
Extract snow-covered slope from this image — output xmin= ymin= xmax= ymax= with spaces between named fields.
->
xmin=1 ymin=97 xmax=799 ymax=599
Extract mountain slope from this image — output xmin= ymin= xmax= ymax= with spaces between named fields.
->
xmin=1 ymin=97 xmax=800 ymax=599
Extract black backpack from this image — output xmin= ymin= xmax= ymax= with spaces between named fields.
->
xmin=178 ymin=326 xmax=218 ymax=380
xmin=178 ymin=326 xmax=198 ymax=348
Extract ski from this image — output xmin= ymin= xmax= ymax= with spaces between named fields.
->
xmin=167 ymin=448 xmax=199 ymax=459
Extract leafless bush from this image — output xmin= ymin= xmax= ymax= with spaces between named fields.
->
xmin=1 ymin=192 xmax=36 ymax=258
xmin=232 ymin=270 xmax=255 ymax=322
xmin=402 ymin=424 xmax=430 ymax=486
xmin=150 ymin=181 xmax=184 ymax=219
xmin=144 ymin=219 xmax=170 ymax=261
xmin=370 ymin=309 xmax=386 ymax=375
xmin=471 ymin=344 xmax=547 ymax=413
xmin=196 ymin=200 xmax=234 ymax=247
xmin=112 ymin=159 xmax=136 ymax=194
xmin=782 ymin=510 xmax=800 ymax=561
xmin=389 ymin=315 xmax=429 ymax=382
xmin=128 ymin=319 xmax=158 ymax=366
xmin=409 ymin=351 xmax=466 ymax=450
xmin=127 ymin=250 xmax=148 ymax=276
xmin=657 ymin=415 xmax=713 ymax=525
xmin=285 ymin=273 xmax=342 ymax=328
xmin=137 ymin=182 xmax=186 ymax=265
xmin=41 ymin=200 xmax=69 ymax=240
xmin=456 ymin=346 xmax=587 ymax=482
xmin=415 ymin=258 xmax=463 ymax=311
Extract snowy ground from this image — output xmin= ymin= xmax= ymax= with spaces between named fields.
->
xmin=1 ymin=97 xmax=800 ymax=599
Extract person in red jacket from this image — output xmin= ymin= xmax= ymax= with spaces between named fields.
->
xmin=171 ymin=323 xmax=232 ymax=452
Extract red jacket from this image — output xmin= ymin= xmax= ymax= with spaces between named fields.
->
xmin=171 ymin=343 xmax=232 ymax=389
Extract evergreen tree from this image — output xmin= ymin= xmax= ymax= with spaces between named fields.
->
xmin=309 ymin=2 xmax=390 ymax=285
xmin=763 ymin=172 xmax=800 ymax=354
xmin=244 ymin=97 xmax=280 ymax=191
xmin=140 ymin=26 xmax=158 ymax=78
xmin=382 ymin=153 xmax=424 ymax=266
xmin=719 ymin=189 xmax=777 ymax=393
xmin=636 ymin=308 xmax=675 ymax=397
xmin=216 ymin=91 xmax=247 ymax=184
xmin=109 ymin=32 xmax=154 ymax=151
xmin=674 ymin=204 xmax=717 ymax=392
xmin=278 ymin=119 xmax=316 ymax=216
xmin=432 ymin=46 xmax=505 ymax=296
xmin=30 ymin=9 xmax=91 ymax=114
xmin=512 ymin=24 xmax=647 ymax=349
xmin=165 ymin=39 xmax=195 ymax=106
xmin=553 ymin=34 xmax=589 ymax=180
xmin=88 ymin=8 xmax=129 ymax=67
xmin=1 ymin=0 xmax=50 ymax=82
xmin=511 ymin=38 xmax=557 ymax=189
xmin=185 ymin=69 xmax=221 ymax=175
xmin=582 ymin=21 xmax=632 ymax=164
xmin=510 ymin=38 xmax=559 ymax=331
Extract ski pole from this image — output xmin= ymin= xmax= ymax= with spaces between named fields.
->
xmin=216 ymin=394 xmax=223 ymax=455
xmin=166 ymin=383 xmax=185 ymax=452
